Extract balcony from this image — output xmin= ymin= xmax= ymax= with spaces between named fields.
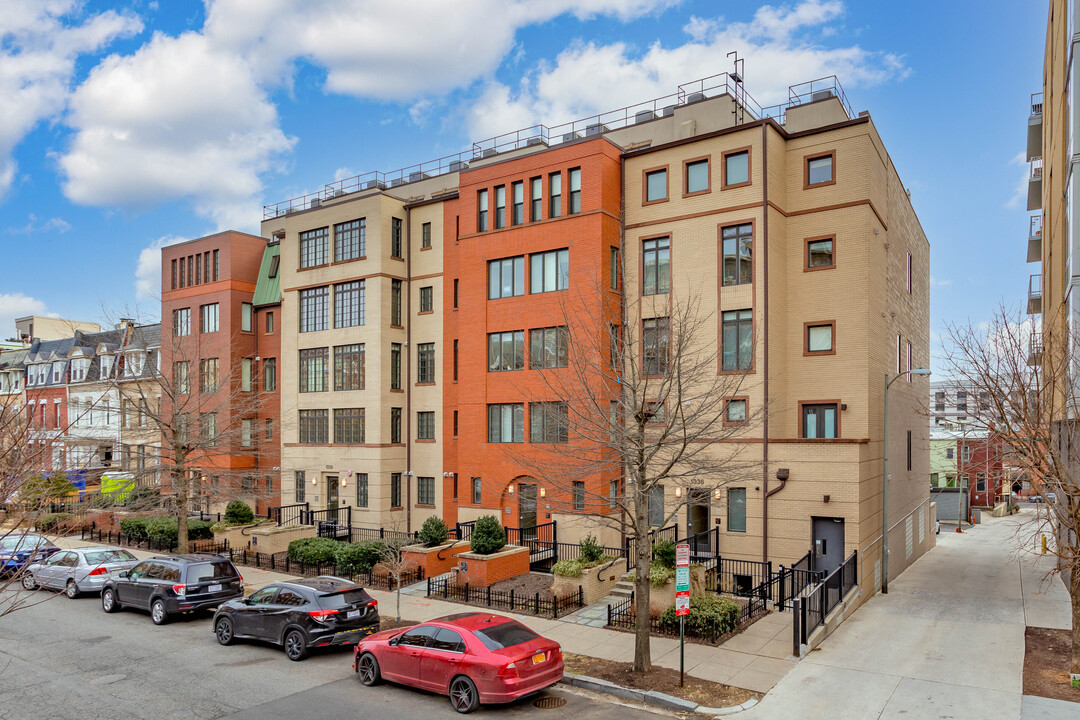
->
xmin=1028 ymin=331 xmax=1042 ymax=367
xmin=1028 ymin=157 xmax=1043 ymax=212
xmin=1027 ymin=273 xmax=1043 ymax=315
xmin=1028 ymin=92 xmax=1043 ymax=162
xmin=1028 ymin=214 xmax=1043 ymax=263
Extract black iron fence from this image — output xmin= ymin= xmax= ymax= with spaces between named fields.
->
xmin=794 ymin=550 xmax=858 ymax=652
xmin=455 ymin=521 xmax=476 ymax=540
xmin=708 ymin=556 xmax=772 ymax=596
xmin=225 ymin=547 xmax=423 ymax=591
xmin=606 ymin=591 xmax=767 ymax=643
xmin=426 ymin=574 xmax=584 ymax=618
xmin=268 ymin=503 xmax=308 ymax=526
xmin=624 ymin=524 xmax=678 ymax=563
xmin=189 ymin=510 xmax=222 ymax=523
xmin=78 ymin=527 xmax=229 ymax=555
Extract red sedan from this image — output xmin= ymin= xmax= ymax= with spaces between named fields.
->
xmin=353 ymin=611 xmax=563 ymax=713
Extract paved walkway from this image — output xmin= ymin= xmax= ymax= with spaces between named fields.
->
xmin=741 ymin=508 xmax=1077 ymax=720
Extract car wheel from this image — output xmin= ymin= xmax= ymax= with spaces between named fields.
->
xmin=357 ymin=653 xmax=381 ymax=686
xmin=21 ymin=573 xmax=37 ymax=591
xmin=151 ymin=599 xmax=169 ymax=625
xmin=102 ymin=588 xmax=120 ymax=613
xmin=65 ymin=580 xmax=79 ymax=599
xmin=284 ymin=630 xmax=309 ymax=661
xmin=449 ymin=675 xmax=480 ymax=714
xmin=215 ymin=617 xmax=235 ymax=646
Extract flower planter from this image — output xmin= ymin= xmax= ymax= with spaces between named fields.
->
xmin=453 ymin=546 xmax=529 ymax=588
xmin=553 ymin=558 xmax=627 ymax=605
xmin=248 ymin=523 xmax=317 ymax=555
xmin=646 ymin=565 xmax=706 ymax=616
xmin=400 ymin=540 xmax=471 ymax=578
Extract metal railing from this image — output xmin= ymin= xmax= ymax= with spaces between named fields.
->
xmin=268 ymin=503 xmax=308 ymax=526
xmin=305 ymin=506 xmax=352 ymax=528
xmin=1030 ymin=214 xmax=1043 ymax=239
xmin=1032 ymin=91 xmax=1044 ymax=115
xmin=794 ymin=550 xmax=858 ymax=652
xmin=606 ymin=590 xmax=768 ymax=641
xmin=1031 ymin=157 xmax=1043 ymax=180
xmin=1030 ymin=273 xmax=1043 ymax=298
xmin=426 ymin=574 xmax=584 ymax=619
xmin=709 ymin=556 xmax=773 ymax=596
xmin=624 ymin=523 xmax=678 ymax=562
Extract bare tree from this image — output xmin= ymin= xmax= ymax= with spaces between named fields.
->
xmin=942 ymin=305 xmax=1079 ymax=673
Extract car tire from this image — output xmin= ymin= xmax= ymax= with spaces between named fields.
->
xmin=357 ymin=652 xmax=382 ymax=686
xmin=215 ymin=617 xmax=235 ymax=646
xmin=449 ymin=675 xmax=480 ymax=714
xmin=151 ymin=598 xmax=169 ymax=625
xmin=66 ymin=580 xmax=79 ymax=599
xmin=102 ymin=588 xmax=121 ymax=613
xmin=284 ymin=629 xmax=309 ymax=661
xmin=21 ymin=573 xmax=37 ymax=590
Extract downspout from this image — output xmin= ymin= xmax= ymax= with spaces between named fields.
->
xmin=619 ymin=153 xmax=628 ymax=549
xmin=405 ymin=207 xmax=413 ymax=533
xmin=760 ymin=121 xmax=771 ymax=563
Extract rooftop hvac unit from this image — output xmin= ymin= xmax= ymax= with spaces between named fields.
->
xmin=562 ymin=132 xmax=582 ymax=143
xmin=482 ymin=148 xmax=498 ymax=158
xmin=811 ymin=90 xmax=835 ymax=102
xmin=686 ymin=92 xmax=706 ymax=103
xmin=409 ymin=171 xmax=430 ymax=182
xmin=448 ymin=160 xmax=469 ymax=172
xmin=362 ymin=180 xmax=387 ymax=191
xmin=585 ymin=123 xmax=609 ymax=136
xmin=661 ymin=105 xmax=676 ymax=117
xmin=525 ymin=137 xmax=546 ymax=146
xmin=635 ymin=110 xmax=657 ymax=124
xmin=309 ymin=198 xmax=321 ymax=209
xmin=390 ymin=178 xmax=406 ymax=187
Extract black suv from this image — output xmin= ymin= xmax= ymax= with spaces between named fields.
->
xmin=101 ymin=553 xmax=243 ymax=625
xmin=212 ymin=576 xmax=379 ymax=660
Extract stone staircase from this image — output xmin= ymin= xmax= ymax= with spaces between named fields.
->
xmin=609 ymin=576 xmax=635 ymax=600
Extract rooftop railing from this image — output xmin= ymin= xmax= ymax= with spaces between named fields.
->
xmin=1032 ymin=92 xmax=1044 ymax=115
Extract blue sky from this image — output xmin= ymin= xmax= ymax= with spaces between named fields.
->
xmin=0 ymin=0 xmax=1047 ymax=367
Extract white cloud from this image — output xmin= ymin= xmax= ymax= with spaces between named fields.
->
xmin=930 ymin=276 xmax=952 ymax=288
xmin=134 ymin=234 xmax=190 ymax=301
xmin=3 ymin=215 xmax=72 ymax=235
xmin=0 ymin=293 xmax=49 ymax=340
xmin=1005 ymin=150 xmax=1030 ymax=210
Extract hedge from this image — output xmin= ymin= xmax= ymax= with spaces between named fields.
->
xmin=35 ymin=513 xmax=74 ymax=533
xmin=287 ymin=537 xmax=388 ymax=573
xmin=657 ymin=595 xmax=740 ymax=636
xmin=552 ymin=555 xmax=615 ymax=578
xmin=118 ymin=516 xmax=214 ymax=544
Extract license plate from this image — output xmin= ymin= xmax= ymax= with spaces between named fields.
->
xmin=208 ymin=584 xmax=222 ymax=593
xmin=532 ymin=653 xmax=545 ymax=665
xmin=347 ymin=610 xmax=359 ymax=619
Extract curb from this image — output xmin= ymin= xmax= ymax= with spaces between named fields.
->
xmin=561 ymin=672 xmax=760 ymax=716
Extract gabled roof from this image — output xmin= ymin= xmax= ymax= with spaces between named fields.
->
xmin=252 ymin=242 xmax=280 ymax=308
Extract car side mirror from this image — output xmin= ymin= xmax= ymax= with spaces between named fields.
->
xmin=117 ymin=571 xmax=129 ymax=579
xmin=388 ymin=635 xmax=400 ymax=647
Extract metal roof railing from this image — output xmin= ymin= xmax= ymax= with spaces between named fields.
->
xmin=1031 ymin=92 xmax=1044 ymax=115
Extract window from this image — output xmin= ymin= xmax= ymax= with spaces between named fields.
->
xmin=721 ymin=223 xmax=752 ymax=286
xmin=722 ymin=310 xmax=753 ymax=371
xmin=453 ymin=339 xmax=459 ymax=381
xmin=568 ymin=168 xmax=581 ymax=214
xmin=200 ymin=303 xmax=219 ymax=333
xmin=241 ymin=418 xmax=254 ymax=447
xmin=356 ymin=473 xmax=368 ymax=507
xmin=173 ymin=308 xmax=190 ymax=336
xmin=201 ymin=412 xmax=218 ymax=445
xmin=421 ymin=221 xmax=432 ymax=249
xmin=268 ymin=255 xmax=280 ymax=279
xmin=511 ymin=181 xmax=524 ymax=225
xmin=391 ymin=279 xmax=402 ymax=325
xmin=391 ymin=217 xmax=403 ymax=258
xmin=610 ymin=247 xmax=620 ymax=290
xmin=649 ymin=485 xmax=664 ymax=526
xmin=299 ymin=287 xmax=329 ymax=332
xmin=266 ymin=418 xmax=273 ymax=439
xmin=334 ymin=344 xmax=364 ymax=391
xmin=956 ymin=392 xmax=967 ymax=412
xmin=976 ymin=474 xmax=986 ymax=492
xmin=726 ymin=398 xmax=747 ymax=423
xmin=391 ymin=407 xmax=402 ymax=443
xmin=335 ymin=280 xmax=365 ymax=328
xmin=199 ymin=358 xmax=218 ymax=394
xmin=723 ymin=150 xmax=749 ymax=188
xmin=802 ymin=403 xmax=838 ymax=439
xmin=472 ymin=477 xmax=482 ymax=504
xmin=686 ymin=158 xmax=710 ymax=194
xmin=300 ymin=227 xmax=329 ymax=268
xmin=391 ymin=473 xmax=402 ymax=507
xmin=453 ymin=279 xmax=459 ymax=308
xmin=299 ymin=348 xmax=328 ymax=392
xmin=643 ymin=317 xmax=670 ymax=375
xmin=299 ymin=409 xmax=329 ymax=443
xmin=896 ymin=334 xmax=902 ymax=374
xmin=174 ymin=361 xmax=190 ymax=394
xmin=488 ymin=256 xmax=525 ymax=299
xmin=906 ymin=341 xmax=913 ymax=381
xmin=529 ymin=326 xmax=569 ymax=369
xmin=418 ymin=476 xmax=435 ymax=505
xmin=806 ymin=323 xmax=834 ymax=355
xmin=961 ymin=444 xmax=971 ymax=462
xmin=178 ymin=256 xmax=185 ymax=287
xmin=907 ymin=430 xmax=912 ymax=471
xmin=417 ymin=343 xmax=435 ymax=383
xmin=241 ymin=357 xmax=253 ymax=392
xmin=549 ymin=172 xmax=562 ymax=218
xmin=642 ymin=237 xmax=670 ymax=295
xmin=171 ymin=259 xmax=177 ymax=290
xmin=488 ymin=403 xmax=524 ymax=443
xmin=213 ymin=249 xmax=219 ymax=280
xmin=477 ymin=189 xmax=489 ymax=232
xmin=390 ymin=343 xmax=401 ymax=390
xmin=573 ymin=481 xmax=585 ymax=510
xmin=241 ymin=303 xmax=253 ymax=332
xmin=946 ymin=447 xmax=955 ymax=460
xmin=906 ymin=252 xmax=912 ymax=293
xmin=645 ymin=168 xmax=667 ymax=202
xmin=295 ymin=471 xmax=306 ymax=503
xmin=806 ymin=237 xmax=834 ymax=269
xmin=417 ymin=411 xmax=435 ymax=440
xmin=727 ymin=488 xmax=746 ymax=532
xmin=530 ymin=249 xmax=569 ymax=293
xmin=489 ymin=331 xmax=525 ymax=372
xmin=334 ymin=408 xmax=365 ymax=444
xmin=263 ymin=358 xmax=276 ymax=391
xmin=806 ymin=152 xmax=834 ymax=186
xmin=934 ymin=391 xmax=945 ymax=412
xmin=530 ymin=402 xmax=568 ymax=443
xmin=530 ymin=176 xmax=542 ymax=221
xmin=419 ymin=286 xmax=433 ymax=313
xmin=335 ymin=219 xmax=365 ymax=261
xmin=494 ymin=185 xmax=506 ymax=229
xmin=266 ymin=311 xmax=274 ymax=333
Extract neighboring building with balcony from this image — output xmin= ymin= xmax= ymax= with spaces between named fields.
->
xmin=251 ymin=240 xmax=282 ymax=515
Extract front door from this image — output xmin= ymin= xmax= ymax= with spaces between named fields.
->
xmin=686 ymin=489 xmax=710 ymax=557
xmin=518 ymin=483 xmax=537 ymax=530
xmin=812 ymin=517 xmax=845 ymax=576
xmin=326 ymin=475 xmax=339 ymax=522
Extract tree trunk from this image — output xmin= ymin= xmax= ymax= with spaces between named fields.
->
xmin=396 ymin=575 xmax=402 ymax=623
xmin=176 ymin=470 xmax=189 ymax=554
xmin=632 ymin=496 xmax=652 ymax=673
xmin=1071 ymin=573 xmax=1080 ymax=675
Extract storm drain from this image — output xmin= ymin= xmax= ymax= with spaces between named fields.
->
xmin=533 ymin=697 xmax=568 ymax=709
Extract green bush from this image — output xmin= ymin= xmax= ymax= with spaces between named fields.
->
xmin=35 ymin=513 xmax=73 ymax=533
xmin=470 ymin=515 xmax=506 ymax=555
xmin=652 ymin=539 xmax=677 ymax=569
xmin=288 ymin=537 xmax=341 ymax=565
xmin=657 ymin=595 xmax=741 ymax=636
xmin=119 ymin=516 xmax=212 ymax=545
xmin=649 ymin=563 xmax=673 ymax=588
xmin=119 ymin=516 xmax=150 ymax=541
xmin=579 ymin=533 xmax=604 ymax=563
xmin=418 ymin=516 xmax=450 ymax=547
xmin=552 ymin=560 xmax=583 ymax=577
xmin=286 ymin=538 xmax=388 ymax=573
xmin=224 ymin=501 xmax=255 ymax=525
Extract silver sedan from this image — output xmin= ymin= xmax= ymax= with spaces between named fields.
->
xmin=22 ymin=547 xmax=141 ymax=598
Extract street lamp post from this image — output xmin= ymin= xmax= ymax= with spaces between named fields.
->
xmin=882 ymin=368 xmax=931 ymax=594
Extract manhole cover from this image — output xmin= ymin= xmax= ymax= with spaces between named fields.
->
xmin=533 ymin=697 xmax=568 ymax=709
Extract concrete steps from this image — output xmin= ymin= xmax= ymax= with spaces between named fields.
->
xmin=610 ymin=577 xmax=635 ymax=599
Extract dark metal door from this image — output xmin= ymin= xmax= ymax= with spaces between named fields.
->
xmin=812 ymin=517 xmax=845 ymax=576
xmin=518 ymin=483 xmax=537 ymax=529
xmin=686 ymin=489 xmax=710 ymax=556
xmin=326 ymin=475 xmax=339 ymax=522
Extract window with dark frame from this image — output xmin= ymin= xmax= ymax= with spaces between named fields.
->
xmin=489 ymin=330 xmax=525 ymax=372
xmin=472 ymin=477 xmax=482 ymax=504
xmin=686 ymin=158 xmax=710 ymax=193
xmin=266 ymin=311 xmax=274 ymax=333
xmin=907 ymin=430 xmax=912 ymax=471
xmin=906 ymin=252 xmax=912 ymax=293
xmin=418 ymin=476 xmax=435 ymax=505
xmin=295 ymin=471 xmax=306 ymax=503
xmin=299 ymin=348 xmax=328 ymax=392
xmin=488 ymin=403 xmax=524 ymax=443
xmin=421 ymin=222 xmax=431 ymax=249
xmin=610 ymin=247 xmax=619 ymax=289
xmin=802 ymin=403 xmax=838 ymax=439
xmin=722 ymin=310 xmax=753 ymax=371
xmin=530 ymin=176 xmax=542 ymax=221
xmin=299 ymin=287 xmax=329 ymax=332
xmin=645 ymin=168 xmax=667 ymax=202
xmin=300 ymin=227 xmax=329 ymax=268
xmin=453 ymin=339 xmax=459 ymax=381
xmin=642 ymin=237 xmax=670 ymax=295
xmin=494 ymin=185 xmax=506 ymax=229
xmin=334 ymin=280 xmax=364 ymax=328
xmin=417 ymin=411 xmax=435 ymax=440
xmin=335 ymin=219 xmax=365 ymax=262
xmin=418 ymin=343 xmax=435 ymax=383
xmin=478 ymin=189 xmax=489 ymax=232
xmin=806 ymin=323 xmax=834 ymax=354
xmin=529 ymin=326 xmax=569 ymax=369
xmin=356 ymin=473 xmax=368 ymax=507
xmin=420 ymin=286 xmax=433 ymax=313
xmin=512 ymin=181 xmax=524 ymax=225
xmin=727 ymin=488 xmax=746 ymax=532
xmin=299 ymin=409 xmax=328 ymax=443
xmin=530 ymin=249 xmax=569 ymax=294
xmin=572 ymin=481 xmax=585 ymax=510
xmin=334 ymin=344 xmax=364 ymax=391
xmin=568 ymin=168 xmax=581 ymax=213
xmin=391 ymin=407 xmax=402 ymax=443
xmin=241 ymin=303 xmax=253 ymax=332
xmin=721 ymin=224 xmax=752 ymax=286
xmin=643 ymin=317 xmax=669 ymax=375
xmin=391 ymin=217 xmax=403 ymax=257
xmin=263 ymin=358 xmax=276 ymax=391
xmin=488 ymin=256 xmax=525 ymax=299
xmin=268 ymin=255 xmax=280 ymax=278
xmin=726 ymin=398 xmax=747 ymax=423
xmin=807 ymin=153 xmax=834 ymax=185
xmin=549 ymin=172 xmax=562 ymax=218
xmin=806 ymin=238 xmax=834 ymax=269
xmin=200 ymin=303 xmax=219 ymax=333
xmin=723 ymin=151 xmax=749 ymax=187
xmin=334 ymin=408 xmax=365 ymax=444
xmin=649 ymin=485 xmax=664 ymax=526
xmin=199 ymin=358 xmax=218 ymax=394
xmin=530 ymin=401 xmax=568 ymax=443
xmin=391 ymin=473 xmax=402 ymax=508
xmin=173 ymin=308 xmax=190 ymax=336
xmin=390 ymin=343 xmax=401 ymax=390
xmin=391 ymin=279 xmax=402 ymax=325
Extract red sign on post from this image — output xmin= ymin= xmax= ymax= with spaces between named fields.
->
xmin=675 ymin=592 xmax=690 ymax=616
xmin=675 ymin=543 xmax=690 ymax=567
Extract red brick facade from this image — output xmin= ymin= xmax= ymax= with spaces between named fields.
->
xmin=455 ymin=546 xmax=530 ymax=587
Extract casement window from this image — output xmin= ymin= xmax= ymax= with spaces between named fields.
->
xmin=390 ymin=343 xmax=402 ymax=390
xmin=418 ymin=476 xmax=435 ymax=505
xmin=263 ymin=358 xmax=277 ymax=391
xmin=453 ymin=339 xmax=459 ymax=381
xmin=722 ymin=150 xmax=749 ymax=188
xmin=417 ymin=411 xmax=435 ymax=440
xmin=529 ymin=326 xmax=569 ymax=369
xmin=266 ymin=418 xmax=273 ymax=439
xmin=725 ymin=398 xmax=748 ymax=423
xmin=419 ymin=286 xmax=433 ymax=313
xmin=686 ymin=158 xmax=710 ymax=194
xmin=478 ymin=189 xmax=489 ymax=231
xmin=335 ymin=218 xmax=365 ymax=261
xmin=213 ymin=249 xmax=219 ymax=280
xmin=173 ymin=308 xmax=190 ymax=336
xmin=549 ymin=172 xmax=562 ymax=218
xmin=488 ymin=256 xmax=525 ymax=299
xmin=334 ymin=408 xmax=365 ymax=444
xmin=299 ymin=227 xmax=329 ymax=268
xmin=530 ymin=249 xmax=569 ymax=293
xmin=201 ymin=412 xmax=218 ymax=446
xmin=721 ymin=224 xmax=752 ymax=286
xmin=573 ymin=481 xmax=586 ymax=510
xmin=806 ymin=237 xmax=834 ymax=269
xmin=171 ymin=259 xmax=178 ymax=289
xmin=907 ymin=430 xmax=913 ymax=472
xmin=488 ymin=331 xmax=525 ymax=372
xmin=417 ymin=343 xmax=435 ymax=383
xmin=266 ymin=311 xmax=274 ymax=333
xmin=391 ymin=217 xmax=403 ymax=258
xmin=512 ymin=181 xmax=524 ymax=225
xmin=241 ymin=419 xmax=254 ymax=447
xmin=530 ymin=402 xmax=568 ymax=443
xmin=298 ymin=348 xmax=329 ymax=393
xmin=494 ymin=185 xmax=506 ymax=229
xmin=806 ymin=152 xmax=834 ymax=186
xmin=610 ymin=247 xmax=620 ymax=290
xmin=642 ymin=237 xmax=670 ymax=295
xmin=295 ymin=471 xmax=306 ymax=503
xmin=727 ymin=488 xmax=746 ymax=532
xmin=355 ymin=474 xmax=368 ymax=507
xmin=391 ymin=407 xmax=402 ymax=443
xmin=472 ymin=477 xmax=482 ymax=504
xmin=568 ymin=168 xmax=581 ymax=214
xmin=906 ymin=252 xmax=912 ymax=293
xmin=241 ymin=303 xmax=253 ymax=332
xmin=299 ymin=287 xmax=329 ymax=332
xmin=391 ymin=279 xmax=402 ymax=325
xmin=200 ymin=303 xmax=219 ymax=333
xmin=199 ymin=358 xmax=218 ymax=394
xmin=488 ymin=403 xmax=524 ymax=443
xmin=645 ymin=168 xmax=667 ymax=202
xmin=649 ymin=485 xmax=664 ymax=526
xmin=802 ymin=403 xmax=838 ymax=439
xmin=806 ymin=322 xmax=835 ymax=355
xmin=421 ymin=222 xmax=431 ymax=249
xmin=530 ymin=177 xmax=542 ymax=221
xmin=722 ymin=310 xmax=753 ymax=371
xmin=334 ymin=344 xmax=364 ymax=391
xmin=643 ymin=317 xmax=670 ymax=375
xmin=241 ymin=358 xmax=253 ymax=392
xmin=391 ymin=473 xmax=402 ymax=507
xmin=335 ymin=280 xmax=365 ymax=328
xmin=906 ymin=341 xmax=913 ymax=381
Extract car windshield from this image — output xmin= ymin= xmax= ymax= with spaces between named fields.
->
xmin=85 ymin=550 xmax=136 ymax=564
xmin=318 ymin=589 xmax=369 ymax=608
xmin=0 ymin=535 xmax=47 ymax=551
xmin=471 ymin=621 xmax=540 ymax=651
xmin=187 ymin=561 xmax=238 ymax=582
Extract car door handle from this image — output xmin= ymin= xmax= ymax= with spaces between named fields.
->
xmin=410 ymin=652 xmax=422 ymax=657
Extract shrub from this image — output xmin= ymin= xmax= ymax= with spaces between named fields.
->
xmin=552 ymin=560 xmax=583 ymax=577
xmin=418 ymin=516 xmax=450 ymax=547
xmin=652 ymin=539 xmax=677 ymax=569
xmin=649 ymin=563 xmax=674 ymax=588
xmin=224 ymin=501 xmax=255 ymax=526
xmin=335 ymin=540 xmax=386 ymax=574
xmin=35 ymin=513 xmax=74 ymax=533
xmin=657 ymin=595 xmax=741 ymax=637
xmin=119 ymin=516 xmax=212 ymax=545
xmin=287 ymin=537 xmax=341 ymax=566
xmin=470 ymin=515 xmax=506 ymax=555
xmin=579 ymin=534 xmax=604 ymax=563
xmin=119 ymin=517 xmax=150 ymax=541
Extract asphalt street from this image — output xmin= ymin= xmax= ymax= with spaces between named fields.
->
xmin=0 ymin=586 xmax=664 ymax=720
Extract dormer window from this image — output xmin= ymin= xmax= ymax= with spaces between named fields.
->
xmin=53 ymin=362 xmax=64 ymax=383
xmin=101 ymin=356 xmax=113 ymax=377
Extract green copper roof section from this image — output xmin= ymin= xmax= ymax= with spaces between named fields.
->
xmin=252 ymin=242 xmax=280 ymax=307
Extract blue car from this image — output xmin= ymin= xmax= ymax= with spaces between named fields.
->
xmin=0 ymin=533 xmax=61 ymax=576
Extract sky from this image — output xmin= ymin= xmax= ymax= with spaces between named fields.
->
xmin=0 ymin=0 xmax=1048 ymax=368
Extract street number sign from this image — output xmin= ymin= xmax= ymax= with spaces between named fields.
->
xmin=675 ymin=592 xmax=690 ymax=616
xmin=675 ymin=543 xmax=690 ymax=567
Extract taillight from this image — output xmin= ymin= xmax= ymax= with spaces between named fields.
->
xmin=87 ymin=567 xmax=108 ymax=577
xmin=552 ymin=648 xmax=562 ymax=663
xmin=309 ymin=609 xmax=339 ymax=623
xmin=366 ymin=600 xmax=377 ymax=608
xmin=498 ymin=661 xmax=518 ymax=678
xmin=172 ymin=584 xmax=186 ymax=596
